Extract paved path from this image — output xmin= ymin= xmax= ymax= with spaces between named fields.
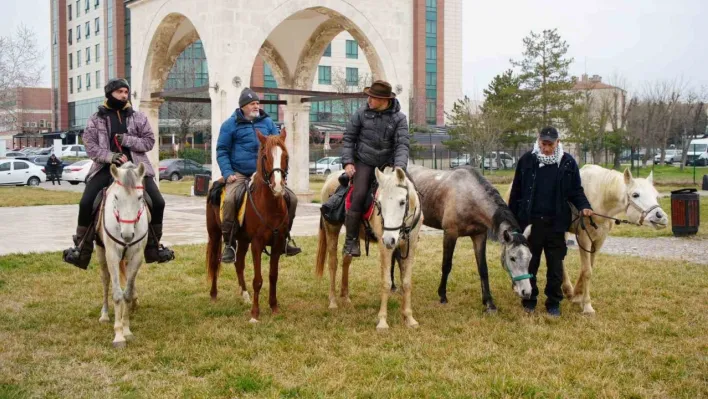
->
xmin=1 ymin=182 xmax=705 ymax=265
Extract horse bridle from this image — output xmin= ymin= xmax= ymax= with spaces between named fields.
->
xmin=503 ymin=232 xmax=533 ymax=282
xmin=625 ymin=193 xmax=661 ymax=226
xmin=260 ymin=153 xmax=289 ymax=194
xmin=103 ymin=180 xmax=148 ymax=252
xmin=373 ymin=183 xmax=422 ymax=259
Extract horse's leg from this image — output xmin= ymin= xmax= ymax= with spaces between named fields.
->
xmin=390 ymin=249 xmax=401 ymax=293
xmin=106 ymin=249 xmax=126 ymax=348
xmin=121 ymin=250 xmax=143 ymax=341
xmin=326 ymin=227 xmax=340 ymax=309
xmin=561 ymin=260 xmax=575 ymax=300
xmin=572 ymin=232 xmax=593 ymax=307
xmin=472 ymin=234 xmax=496 ymax=313
xmin=399 ymin=242 xmax=419 ymax=328
xmin=249 ymin=241 xmax=264 ymax=322
xmin=97 ymin=246 xmax=110 ymax=323
xmin=340 ymin=251 xmax=353 ymax=305
xmin=376 ymin=247 xmax=394 ymax=330
xmin=581 ymin=234 xmax=606 ymax=315
xmin=235 ymin=239 xmax=251 ymax=304
xmin=268 ymin=239 xmax=282 ymax=314
xmin=437 ymin=232 xmax=458 ymax=304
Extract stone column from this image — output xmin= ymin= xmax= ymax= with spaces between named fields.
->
xmin=281 ymin=95 xmax=311 ymax=201
xmin=138 ymin=99 xmax=163 ymax=186
xmin=210 ymin=89 xmax=228 ymax=180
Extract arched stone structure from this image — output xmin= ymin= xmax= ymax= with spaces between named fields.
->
xmin=128 ymin=0 xmax=413 ymax=196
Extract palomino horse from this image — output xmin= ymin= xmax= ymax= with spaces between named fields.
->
xmin=316 ymin=167 xmax=423 ymax=329
xmin=406 ymin=165 xmax=533 ymax=313
xmin=563 ymin=166 xmax=668 ymax=314
xmin=206 ymin=129 xmax=291 ymax=322
xmin=95 ymin=163 xmax=150 ymax=348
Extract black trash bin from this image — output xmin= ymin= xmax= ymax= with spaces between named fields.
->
xmin=670 ymin=188 xmax=700 ymax=236
xmin=194 ymin=174 xmax=211 ymax=197
xmin=702 ymin=174 xmax=708 ymax=191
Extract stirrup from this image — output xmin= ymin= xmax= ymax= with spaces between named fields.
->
xmin=221 ymin=245 xmax=236 ymax=263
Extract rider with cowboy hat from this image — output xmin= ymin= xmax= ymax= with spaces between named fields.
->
xmin=341 ymin=80 xmax=410 ymax=257
xmin=63 ymin=78 xmax=175 ymax=269
xmin=509 ymin=126 xmax=594 ymax=317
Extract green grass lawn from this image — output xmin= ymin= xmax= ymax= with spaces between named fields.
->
xmin=158 ymin=178 xmax=196 ymax=197
xmin=0 ymin=237 xmax=705 ymax=398
xmin=0 ymin=187 xmax=82 ymax=207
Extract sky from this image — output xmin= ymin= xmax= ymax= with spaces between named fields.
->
xmin=2 ymin=0 xmax=707 ymax=99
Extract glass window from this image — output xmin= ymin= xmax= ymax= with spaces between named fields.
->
xmin=14 ymin=161 xmax=29 ymax=170
xmin=68 ymin=4 xmax=72 ymax=21
xmin=84 ymin=0 xmax=89 ymax=11
xmin=69 ymin=53 xmax=73 ymax=70
xmin=264 ymin=94 xmax=279 ymax=121
xmin=345 ymin=40 xmax=358 ymax=59
xmin=96 ymin=70 xmax=101 ymax=88
xmin=77 ymin=49 xmax=81 ymax=67
xmin=76 ymin=25 xmax=81 ymax=42
xmin=318 ymin=66 xmax=331 ymax=85
xmin=323 ymin=43 xmax=331 ymax=57
xmin=95 ymin=0 xmax=99 ymax=8
xmin=75 ymin=1 xmax=79 ymax=17
xmin=69 ymin=78 xmax=73 ymax=94
xmin=85 ymin=47 xmax=90 ymax=64
xmin=85 ymin=22 xmax=90 ymax=38
xmin=264 ymin=63 xmax=277 ymax=88
xmin=426 ymin=100 xmax=436 ymax=125
xmin=95 ymin=44 xmax=100 ymax=61
xmin=77 ymin=75 xmax=82 ymax=91
xmin=68 ymin=29 xmax=72 ymax=45
xmin=426 ymin=46 xmax=437 ymax=61
xmin=95 ymin=18 xmax=100 ymax=34
xmin=0 ymin=162 xmax=10 ymax=172
xmin=86 ymin=73 xmax=91 ymax=89
xmin=346 ymin=67 xmax=358 ymax=86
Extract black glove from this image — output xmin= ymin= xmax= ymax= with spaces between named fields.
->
xmin=111 ymin=153 xmax=124 ymax=165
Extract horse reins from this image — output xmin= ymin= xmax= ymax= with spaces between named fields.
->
xmin=373 ymin=183 xmax=423 ymax=259
xmin=247 ymin=184 xmax=289 ymax=257
xmin=102 ymin=181 xmax=149 ymax=258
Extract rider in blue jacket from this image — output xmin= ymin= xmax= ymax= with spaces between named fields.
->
xmin=216 ymin=88 xmax=301 ymax=263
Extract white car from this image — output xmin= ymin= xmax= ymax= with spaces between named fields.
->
xmin=654 ymin=149 xmax=681 ymax=164
xmin=483 ymin=152 xmax=516 ymax=170
xmin=59 ymin=145 xmax=87 ymax=157
xmin=309 ymin=156 xmax=342 ymax=175
xmin=0 ymin=159 xmax=46 ymax=186
xmin=62 ymin=159 xmax=94 ymax=185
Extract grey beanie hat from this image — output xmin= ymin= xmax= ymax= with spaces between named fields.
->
xmin=104 ymin=78 xmax=130 ymax=98
xmin=239 ymin=88 xmax=260 ymax=108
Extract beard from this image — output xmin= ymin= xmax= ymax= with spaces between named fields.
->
xmin=249 ymin=110 xmax=260 ymax=119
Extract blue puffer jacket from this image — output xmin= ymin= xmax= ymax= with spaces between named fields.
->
xmin=216 ymin=109 xmax=279 ymax=179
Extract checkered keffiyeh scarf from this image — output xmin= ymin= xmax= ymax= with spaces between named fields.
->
xmin=532 ymin=141 xmax=563 ymax=167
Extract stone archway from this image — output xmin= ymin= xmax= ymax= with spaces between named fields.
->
xmin=129 ymin=0 xmax=412 ymax=195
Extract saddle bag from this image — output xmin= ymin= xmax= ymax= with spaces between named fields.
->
xmin=321 ymin=174 xmax=349 ymax=224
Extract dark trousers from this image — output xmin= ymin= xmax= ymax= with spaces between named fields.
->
xmin=77 ymin=165 xmax=165 ymax=227
xmin=522 ymin=219 xmax=567 ymax=309
xmin=349 ymin=161 xmax=376 ymax=213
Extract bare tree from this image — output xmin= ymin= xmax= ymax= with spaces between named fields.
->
xmin=0 ymin=25 xmax=44 ymax=132
xmin=605 ymin=75 xmax=632 ymax=169
xmin=160 ymin=58 xmax=210 ymax=146
xmin=675 ymin=88 xmax=707 ymax=170
xmin=444 ymin=96 xmax=502 ymax=165
xmin=648 ymin=79 xmax=683 ymax=164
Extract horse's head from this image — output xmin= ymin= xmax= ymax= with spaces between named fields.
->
xmin=256 ymin=128 xmax=289 ymax=197
xmin=500 ymin=225 xmax=533 ymax=299
xmin=622 ymin=168 xmax=668 ymax=229
xmin=374 ymin=166 xmax=418 ymax=250
xmin=109 ymin=162 xmax=147 ymax=243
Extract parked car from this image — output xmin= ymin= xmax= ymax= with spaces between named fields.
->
xmin=309 ymin=156 xmax=342 ymax=175
xmin=483 ymin=152 xmax=516 ymax=170
xmin=3 ymin=151 xmax=26 ymax=158
xmin=685 ymin=138 xmax=708 ymax=166
xmin=25 ymin=155 xmax=54 ymax=166
xmin=62 ymin=159 xmax=93 ymax=185
xmin=450 ymin=154 xmax=473 ymax=169
xmin=654 ymin=148 xmax=682 ymax=164
xmin=0 ymin=159 xmax=46 ymax=186
xmin=158 ymin=158 xmax=211 ymax=181
xmin=60 ymin=144 xmax=87 ymax=157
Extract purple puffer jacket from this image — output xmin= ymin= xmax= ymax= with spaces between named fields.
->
xmin=84 ymin=106 xmax=156 ymax=181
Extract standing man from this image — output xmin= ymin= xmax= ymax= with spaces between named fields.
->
xmin=508 ymin=126 xmax=593 ymax=316
xmin=46 ymin=153 xmax=62 ymax=185
xmin=216 ymin=88 xmax=301 ymax=263
xmin=63 ymin=78 xmax=174 ymax=269
xmin=341 ymin=80 xmax=410 ymax=257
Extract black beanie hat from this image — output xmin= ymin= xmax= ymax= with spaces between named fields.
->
xmin=104 ymin=78 xmax=130 ymax=98
xmin=239 ymin=88 xmax=260 ymax=108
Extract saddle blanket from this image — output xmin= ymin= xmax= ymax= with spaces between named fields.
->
xmin=345 ymin=184 xmax=376 ymax=221
xmin=220 ymin=189 xmax=248 ymax=227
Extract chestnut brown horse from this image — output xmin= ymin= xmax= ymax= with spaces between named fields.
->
xmin=206 ymin=129 xmax=290 ymax=322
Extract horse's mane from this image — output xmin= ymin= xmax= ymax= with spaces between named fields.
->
xmin=462 ymin=167 xmax=522 ymax=238
xmin=379 ymin=168 xmax=420 ymax=209
xmin=117 ymin=162 xmax=140 ymax=193
xmin=580 ymin=165 xmax=626 ymax=206
xmin=255 ymin=133 xmax=288 ymax=179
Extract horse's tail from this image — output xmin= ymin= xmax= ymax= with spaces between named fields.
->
xmin=119 ymin=260 xmax=127 ymax=286
xmin=315 ymin=215 xmax=327 ymax=278
xmin=205 ymin=198 xmax=222 ymax=284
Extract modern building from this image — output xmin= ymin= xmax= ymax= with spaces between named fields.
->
xmin=0 ymin=88 xmax=53 ymax=149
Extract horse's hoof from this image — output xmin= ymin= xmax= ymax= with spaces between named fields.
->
xmin=376 ymin=320 xmax=389 ymax=331
xmin=484 ymin=307 xmax=498 ymax=315
xmin=249 ymin=318 xmax=259 ymax=324
xmin=271 ymin=307 xmax=280 ymax=315
xmin=242 ymin=292 xmax=252 ymax=305
xmin=582 ymin=305 xmax=596 ymax=315
xmin=406 ymin=318 xmax=419 ymax=329
xmin=328 ymin=301 xmax=338 ymax=309
xmin=99 ymin=315 xmax=110 ymax=323
xmin=113 ymin=341 xmax=126 ymax=349
xmin=390 ymin=286 xmax=397 ymax=293
xmin=124 ymin=333 xmax=135 ymax=342
xmin=439 ymin=297 xmax=448 ymax=304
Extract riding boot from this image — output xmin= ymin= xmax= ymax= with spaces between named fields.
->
xmin=343 ymin=211 xmax=362 ymax=257
xmin=221 ymin=220 xmax=237 ymax=263
xmin=62 ymin=225 xmax=95 ymax=270
xmin=144 ymin=224 xmax=175 ymax=264
xmin=283 ymin=194 xmax=301 ymax=257
xmin=285 ymin=234 xmax=301 ymax=257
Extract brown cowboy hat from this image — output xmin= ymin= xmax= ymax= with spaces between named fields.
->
xmin=363 ymin=80 xmax=396 ymax=99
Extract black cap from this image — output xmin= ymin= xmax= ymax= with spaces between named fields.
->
xmin=539 ymin=126 xmax=559 ymax=141
xmin=104 ymin=78 xmax=130 ymax=98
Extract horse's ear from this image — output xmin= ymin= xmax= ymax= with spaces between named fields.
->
xmin=523 ymin=224 xmax=532 ymax=239
xmin=623 ymin=167 xmax=633 ymax=185
xmin=503 ymin=230 xmax=512 ymax=243
xmin=279 ymin=127 xmax=287 ymax=141
xmin=256 ymin=129 xmax=267 ymax=146
xmin=137 ymin=162 xmax=146 ymax=179
xmin=375 ymin=167 xmax=385 ymax=184
xmin=395 ymin=167 xmax=406 ymax=183
xmin=110 ymin=164 xmax=119 ymax=180
xmin=646 ymin=170 xmax=654 ymax=185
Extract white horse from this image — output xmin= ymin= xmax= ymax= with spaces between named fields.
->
xmin=563 ymin=165 xmax=668 ymax=314
xmin=316 ymin=167 xmax=423 ymax=330
xmin=96 ymin=163 xmax=150 ymax=348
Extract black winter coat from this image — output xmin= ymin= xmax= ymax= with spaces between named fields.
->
xmin=341 ymin=98 xmax=410 ymax=169
xmin=509 ymin=151 xmax=592 ymax=233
